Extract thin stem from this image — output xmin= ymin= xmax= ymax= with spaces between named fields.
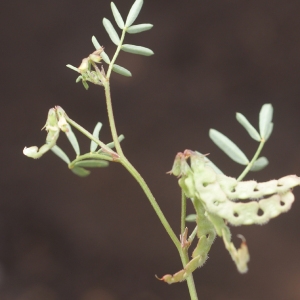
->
xmin=181 ymin=190 xmax=187 ymax=235
xmin=103 ymin=81 xmax=124 ymax=156
xmin=120 ymin=156 xmax=181 ymax=251
xmin=106 ymin=29 xmax=127 ymax=79
xmin=102 ymin=39 xmax=199 ymax=299
xmin=121 ymin=156 xmax=198 ymax=300
xmin=66 ymin=115 xmax=117 ymax=157
xmin=237 ymin=139 xmax=265 ymax=181
xmin=179 ymin=250 xmax=199 ymax=300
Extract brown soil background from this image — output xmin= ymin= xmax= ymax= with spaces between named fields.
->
xmin=1 ymin=0 xmax=300 ymax=299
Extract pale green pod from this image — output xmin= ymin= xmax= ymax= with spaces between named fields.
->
xmin=190 ymin=155 xmax=300 ymax=225
xmin=195 ymin=151 xmax=223 ymax=174
xmin=159 ymin=198 xmax=216 ymax=284
xmin=179 ymin=175 xmax=195 ymax=199
xmin=207 ymin=213 xmax=250 ymax=273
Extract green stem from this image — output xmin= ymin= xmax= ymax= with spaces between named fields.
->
xmin=103 ymin=81 xmax=124 ymax=156
xmin=106 ymin=28 xmax=127 ymax=79
xmin=180 ymin=250 xmax=199 ymax=300
xmin=101 ymin=36 xmax=199 ymax=299
xmin=181 ymin=190 xmax=187 ymax=235
xmin=66 ymin=115 xmax=117 ymax=157
xmin=121 ymin=157 xmax=198 ymax=300
xmin=237 ymin=139 xmax=265 ymax=181
xmin=120 ymin=156 xmax=181 ymax=250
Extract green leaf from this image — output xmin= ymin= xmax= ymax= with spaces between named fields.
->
xmin=209 ymin=129 xmax=249 ymax=165
xmin=127 ymin=23 xmax=153 ymax=34
xmin=90 ymin=122 xmax=103 ymax=152
xmin=66 ymin=125 xmax=80 ymax=155
xmin=111 ymin=2 xmax=124 ymax=29
xmin=121 ymin=44 xmax=154 ymax=56
xmin=51 ymin=145 xmax=70 ymax=164
xmin=100 ymin=51 xmax=110 ymax=63
xmin=66 ymin=64 xmax=80 ymax=73
xmin=91 ymin=36 xmax=101 ymax=50
xmin=125 ymin=0 xmax=143 ymax=27
xmin=250 ymin=156 xmax=269 ymax=171
xmin=236 ymin=113 xmax=261 ymax=142
xmin=259 ymin=103 xmax=273 ymax=140
xmin=112 ymin=64 xmax=132 ymax=77
xmin=103 ymin=18 xmax=120 ymax=45
xmin=185 ymin=214 xmax=197 ymax=222
xmin=71 ymin=166 xmax=90 ymax=177
xmin=74 ymin=160 xmax=109 ymax=168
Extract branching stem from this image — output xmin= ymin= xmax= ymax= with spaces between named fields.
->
xmin=103 ymin=75 xmax=199 ymax=299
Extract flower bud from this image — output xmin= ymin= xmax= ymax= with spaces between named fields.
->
xmin=89 ymin=53 xmax=101 ymax=63
xmin=78 ymin=58 xmax=89 ymax=73
xmin=55 ymin=106 xmax=68 ymax=132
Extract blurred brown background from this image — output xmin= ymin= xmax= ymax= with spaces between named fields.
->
xmin=1 ymin=0 xmax=300 ymax=299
